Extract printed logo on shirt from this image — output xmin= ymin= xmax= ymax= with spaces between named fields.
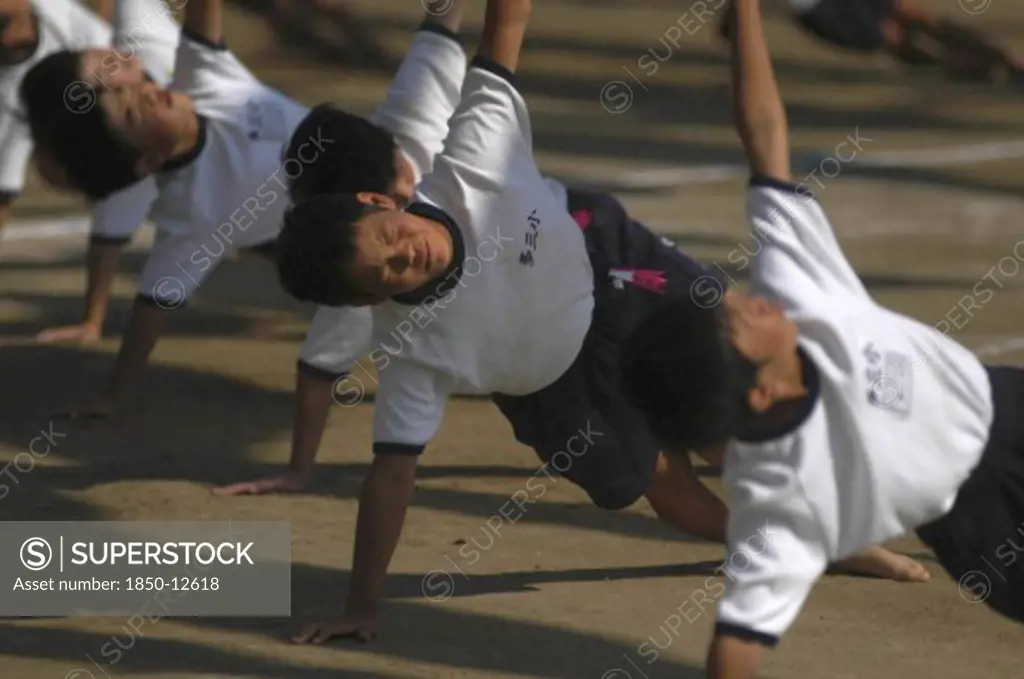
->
xmin=863 ymin=343 xmax=913 ymax=416
xmin=519 ymin=210 xmax=541 ymax=267
xmin=245 ymin=98 xmax=289 ymax=142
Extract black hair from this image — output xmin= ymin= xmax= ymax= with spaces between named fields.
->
xmin=276 ymin=193 xmax=382 ymax=306
xmin=620 ymin=295 xmax=758 ymax=452
xmin=284 ymin=103 xmax=398 ymax=204
xmin=21 ymin=51 xmax=141 ymax=201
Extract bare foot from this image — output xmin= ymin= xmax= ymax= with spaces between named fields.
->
xmin=833 ymin=546 xmax=931 ymax=583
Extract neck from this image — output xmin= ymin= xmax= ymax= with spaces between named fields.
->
xmin=428 ymin=218 xmax=455 ymax=269
xmin=769 ymin=348 xmax=807 ymax=400
xmin=737 ymin=347 xmax=819 ymax=443
xmin=172 ymin=112 xmax=201 ymax=158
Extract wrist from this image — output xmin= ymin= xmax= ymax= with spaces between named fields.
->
xmin=344 ymin=594 xmax=378 ymax=616
xmin=286 ymin=462 xmax=314 ymax=479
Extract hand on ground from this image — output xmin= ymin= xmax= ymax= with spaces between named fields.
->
xmin=291 ymin=611 xmax=378 ymax=645
xmin=36 ymin=323 xmax=100 ymax=345
xmin=211 ymin=473 xmax=311 ymax=496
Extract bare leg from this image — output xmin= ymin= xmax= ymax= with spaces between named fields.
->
xmin=646 ymin=452 xmax=931 ymax=582
xmin=834 ymin=545 xmax=932 ymax=582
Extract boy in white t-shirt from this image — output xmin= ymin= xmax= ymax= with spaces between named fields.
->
xmin=275 ymin=0 xmax=928 ymax=645
xmin=15 ymin=0 xmax=180 ymax=345
xmin=623 ymin=1 xmax=1022 ymax=675
xmin=717 ymin=0 xmax=1024 ymax=82
xmin=21 ymin=0 xmax=306 ymax=416
xmin=0 ymin=0 xmax=175 ymax=281
xmin=20 ymin=0 xmax=471 ymax=419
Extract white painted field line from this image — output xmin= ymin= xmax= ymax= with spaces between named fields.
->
xmin=2 ymin=215 xmax=90 ymax=241
xmin=610 ymin=138 xmax=1024 ymax=189
xmin=853 ymin=140 xmax=1024 ymax=168
xmin=973 ymin=337 xmax=1024 ymax=359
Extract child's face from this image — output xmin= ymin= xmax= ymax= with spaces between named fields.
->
xmin=0 ymin=1 xmax=35 ymax=65
xmin=80 ymin=48 xmax=147 ymax=91
xmin=345 ymin=193 xmax=455 ymax=304
xmin=98 ymin=80 xmax=194 ymax=174
xmin=722 ymin=290 xmax=800 ymax=409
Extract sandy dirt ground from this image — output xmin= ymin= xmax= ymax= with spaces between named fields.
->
xmin=2 ymin=1 xmax=1024 ymax=677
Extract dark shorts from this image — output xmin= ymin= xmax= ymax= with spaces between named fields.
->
xmin=794 ymin=0 xmax=896 ymax=52
xmin=491 ymin=190 xmax=728 ymax=510
xmin=916 ymin=365 xmax=1024 ymax=624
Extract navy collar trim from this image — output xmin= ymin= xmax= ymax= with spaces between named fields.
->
xmin=160 ymin=115 xmax=208 ymax=174
xmin=736 ymin=346 xmax=821 ymax=443
xmin=390 ymin=202 xmax=466 ymax=306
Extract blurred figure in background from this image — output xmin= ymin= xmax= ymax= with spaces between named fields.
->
xmin=719 ymin=0 xmax=1024 ymax=83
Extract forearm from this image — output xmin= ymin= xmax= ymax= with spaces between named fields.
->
xmin=287 ymin=366 xmax=336 ymax=476
xmin=103 ymin=298 xmax=171 ymax=402
xmin=424 ymin=0 xmax=467 ymax=32
xmin=479 ymin=0 xmax=532 ymax=73
xmin=82 ymin=240 xmax=124 ymax=330
xmin=647 ymin=451 xmax=729 ymax=544
xmin=730 ymin=0 xmax=789 ymax=180
xmin=707 ymin=635 xmax=765 ymax=679
xmin=346 ymin=455 xmax=418 ymax=611
xmin=93 ymin=0 xmax=114 ymax=21
xmin=183 ymin=0 xmax=222 ymax=42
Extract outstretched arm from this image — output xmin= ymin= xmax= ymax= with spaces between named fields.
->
xmin=183 ymin=0 xmax=222 ymax=45
xmin=730 ymin=0 xmax=789 ymax=182
xmin=369 ymin=0 xmax=469 ymax=188
xmin=479 ymin=0 xmax=531 ymax=73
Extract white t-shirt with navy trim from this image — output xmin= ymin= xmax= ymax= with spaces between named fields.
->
xmin=716 ymin=179 xmax=994 ymax=645
xmin=298 ymin=26 xmax=468 ymax=378
xmin=138 ymin=31 xmax=309 ymax=303
xmin=89 ymin=0 xmax=180 ymax=243
xmin=0 ymin=0 xmax=111 ymax=194
xmin=369 ymin=59 xmax=595 ymax=451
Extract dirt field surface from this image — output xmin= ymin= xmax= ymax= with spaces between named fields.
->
xmin=2 ymin=0 xmax=1024 ymax=677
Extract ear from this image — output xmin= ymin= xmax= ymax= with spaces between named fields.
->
xmin=355 ymin=191 xmax=398 ymax=210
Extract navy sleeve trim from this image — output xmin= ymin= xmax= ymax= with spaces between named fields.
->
xmin=750 ymin=175 xmax=817 ymax=201
xmin=714 ymin=622 xmax=780 ymax=648
xmin=135 ymin=292 xmax=187 ymax=309
xmin=297 ymin=359 xmax=348 ymax=382
xmin=89 ymin=234 xmax=131 ymax=247
xmin=181 ymin=27 xmax=227 ymax=51
xmin=470 ymin=55 xmax=518 ymax=91
xmin=0 ymin=190 xmax=18 ymax=204
xmin=373 ymin=442 xmax=426 ymax=456
xmin=418 ymin=20 xmax=463 ymax=45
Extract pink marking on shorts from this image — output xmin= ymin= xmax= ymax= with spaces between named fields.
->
xmin=609 ymin=268 xmax=667 ymax=294
xmin=572 ymin=209 xmax=592 ymax=230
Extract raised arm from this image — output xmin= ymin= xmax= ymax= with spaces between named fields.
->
xmin=730 ymin=0 xmax=789 ymax=182
xmin=183 ymin=0 xmax=222 ymax=45
xmin=479 ymin=0 xmax=531 ymax=73
xmin=369 ymin=0 xmax=469 ymax=183
xmin=112 ymin=0 xmax=180 ymax=85
xmin=414 ymin=0 xmax=536 ymax=218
